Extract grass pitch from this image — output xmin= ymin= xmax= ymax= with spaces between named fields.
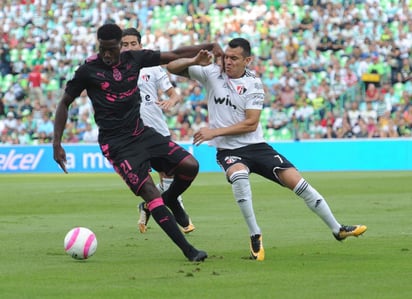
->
xmin=0 ymin=171 xmax=411 ymax=299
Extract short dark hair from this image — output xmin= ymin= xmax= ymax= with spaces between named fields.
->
xmin=228 ymin=38 xmax=251 ymax=57
xmin=97 ymin=23 xmax=123 ymax=42
xmin=122 ymin=28 xmax=142 ymax=44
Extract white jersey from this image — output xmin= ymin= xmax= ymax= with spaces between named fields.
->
xmin=138 ymin=66 xmax=173 ymax=137
xmin=188 ymin=64 xmax=266 ymax=149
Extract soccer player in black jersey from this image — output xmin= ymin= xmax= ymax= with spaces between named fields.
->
xmin=53 ymin=23 xmax=223 ymax=262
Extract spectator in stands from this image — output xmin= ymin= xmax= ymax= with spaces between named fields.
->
xmin=28 ymin=65 xmax=45 ymax=104
xmin=361 ymin=101 xmax=378 ymax=123
xmin=82 ymin=123 xmax=98 ymax=143
xmin=384 ymin=86 xmax=402 ymax=113
xmin=403 ymin=105 xmax=412 ymax=128
xmin=191 ymin=113 xmax=207 ymax=132
xmin=347 ymin=101 xmax=362 ymax=128
xmin=364 ymin=83 xmax=380 ymax=103
xmin=342 ymin=65 xmax=358 ymax=88
xmin=317 ymin=28 xmax=333 ymax=52
xmin=188 ymin=85 xmax=206 ymax=109
xmin=331 ymin=33 xmax=346 ymax=53
xmin=375 ymin=93 xmax=392 ymax=118
xmin=355 ymin=117 xmax=369 ymax=138
xmin=278 ymin=84 xmax=295 ymax=109
xmin=0 ymin=45 xmax=11 ymax=76
xmin=3 ymin=111 xmax=17 ymax=134
xmin=284 ymin=35 xmax=299 ymax=64
xmin=295 ymin=95 xmax=315 ymax=125
xmin=19 ymin=97 xmax=33 ymax=116
xmin=266 ymin=100 xmax=289 ymax=131
xmin=336 ymin=112 xmax=355 ymax=139
xmin=37 ymin=112 xmax=53 ymax=141
xmin=271 ymin=40 xmax=289 ymax=67
xmin=397 ymin=58 xmax=412 ymax=83
xmin=377 ymin=111 xmax=398 ymax=138
xmin=298 ymin=9 xmax=315 ymax=32
xmin=309 ymin=117 xmax=326 ymax=139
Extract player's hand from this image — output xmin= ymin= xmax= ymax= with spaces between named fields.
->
xmin=157 ymin=100 xmax=174 ymax=111
xmin=194 ymin=49 xmax=214 ymax=66
xmin=53 ymin=144 xmax=68 ymax=173
xmin=193 ymin=127 xmax=214 ymax=146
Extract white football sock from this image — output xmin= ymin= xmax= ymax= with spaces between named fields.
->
xmin=230 ymin=170 xmax=261 ymax=236
xmin=294 ymin=178 xmax=341 ymax=233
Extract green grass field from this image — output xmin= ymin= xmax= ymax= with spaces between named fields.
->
xmin=1 ymin=171 xmax=411 ymax=299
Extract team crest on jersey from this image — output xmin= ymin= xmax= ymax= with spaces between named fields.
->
xmin=141 ymin=74 xmax=150 ymax=82
xmin=113 ymin=68 xmax=122 ymax=81
xmin=127 ymin=172 xmax=139 ymax=185
xmin=236 ymin=85 xmax=247 ymax=95
xmin=224 ymin=155 xmax=242 ymax=164
xmin=101 ymin=82 xmax=109 ymax=90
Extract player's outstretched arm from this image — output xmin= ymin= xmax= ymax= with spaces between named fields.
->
xmin=53 ymin=92 xmax=75 ymax=173
xmin=167 ymin=49 xmax=213 ymax=77
xmin=160 ymin=43 xmax=222 ymax=65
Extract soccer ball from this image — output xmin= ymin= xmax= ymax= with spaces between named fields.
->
xmin=64 ymin=227 xmax=97 ymax=260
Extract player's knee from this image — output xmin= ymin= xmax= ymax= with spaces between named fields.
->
xmin=228 ymin=169 xmax=249 ymax=184
xmin=137 ymin=181 xmax=161 ymax=200
xmin=175 ymin=155 xmax=199 ymax=179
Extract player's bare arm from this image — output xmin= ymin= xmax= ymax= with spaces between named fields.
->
xmin=157 ymin=87 xmax=182 ymax=111
xmin=167 ymin=49 xmax=215 ymax=77
xmin=193 ymin=109 xmax=261 ymax=146
xmin=160 ymin=43 xmax=222 ymax=65
xmin=53 ymin=92 xmax=76 ymax=173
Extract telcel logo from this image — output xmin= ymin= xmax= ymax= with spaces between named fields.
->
xmin=0 ymin=149 xmax=44 ymax=171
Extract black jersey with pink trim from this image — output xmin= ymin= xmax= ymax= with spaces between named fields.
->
xmin=65 ymin=50 xmax=161 ymax=135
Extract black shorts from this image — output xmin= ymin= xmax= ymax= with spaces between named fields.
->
xmin=100 ymin=127 xmax=191 ymax=195
xmin=216 ymin=143 xmax=296 ymax=185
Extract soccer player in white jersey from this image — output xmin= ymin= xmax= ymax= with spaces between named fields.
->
xmin=121 ymin=28 xmax=194 ymax=234
xmin=167 ymin=38 xmax=367 ymax=261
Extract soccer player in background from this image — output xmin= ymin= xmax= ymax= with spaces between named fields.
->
xmin=121 ymin=28 xmax=195 ymax=234
xmin=53 ymin=23 xmax=224 ymax=262
xmin=167 ymin=38 xmax=367 ymax=261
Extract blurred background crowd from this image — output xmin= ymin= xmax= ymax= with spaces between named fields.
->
xmin=0 ymin=0 xmax=411 ymax=145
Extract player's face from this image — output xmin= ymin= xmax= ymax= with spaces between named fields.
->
xmin=224 ymin=46 xmax=252 ymax=79
xmin=121 ymin=35 xmax=141 ymax=51
xmin=98 ymin=39 xmax=121 ymax=66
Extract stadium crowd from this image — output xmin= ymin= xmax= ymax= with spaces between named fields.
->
xmin=0 ymin=0 xmax=411 ymax=145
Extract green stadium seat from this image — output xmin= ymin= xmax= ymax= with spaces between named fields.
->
xmin=172 ymin=4 xmax=184 ymax=16
xmin=280 ymin=128 xmax=292 ymax=140
xmin=10 ymin=49 xmax=19 ymax=62
xmin=46 ymin=78 xmax=60 ymax=92
xmin=1 ymin=74 xmax=15 ymax=91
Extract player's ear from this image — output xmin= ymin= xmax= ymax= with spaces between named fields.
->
xmin=245 ymin=55 xmax=253 ymax=67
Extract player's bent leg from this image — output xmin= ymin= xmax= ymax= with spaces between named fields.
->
xmin=161 ymin=175 xmax=195 ymax=233
xmin=139 ymin=180 xmax=206 ymax=261
xmin=228 ymin=166 xmax=263 ymax=261
xmin=162 ymin=156 xmax=199 ymax=228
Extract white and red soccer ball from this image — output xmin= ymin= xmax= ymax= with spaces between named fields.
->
xmin=64 ymin=227 xmax=97 ymax=260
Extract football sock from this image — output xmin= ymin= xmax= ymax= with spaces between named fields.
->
xmin=162 ymin=177 xmax=184 ymax=208
xmin=162 ymin=175 xmax=191 ymax=227
xmin=156 ymin=182 xmax=164 ymax=193
xmin=161 ymin=177 xmax=173 ymax=190
xmin=294 ymin=178 xmax=341 ymax=233
xmin=147 ymin=198 xmax=193 ymax=255
xmin=230 ymin=170 xmax=261 ymax=236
